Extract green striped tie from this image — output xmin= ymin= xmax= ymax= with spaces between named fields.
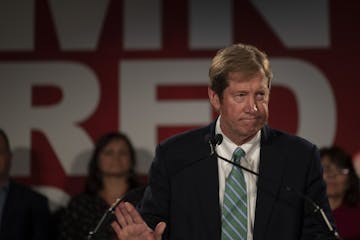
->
xmin=221 ymin=147 xmax=247 ymax=240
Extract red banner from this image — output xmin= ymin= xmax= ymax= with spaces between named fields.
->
xmin=1 ymin=0 xmax=359 ymax=207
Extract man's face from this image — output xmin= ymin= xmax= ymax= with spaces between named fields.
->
xmin=0 ymin=136 xmax=11 ymax=181
xmin=209 ymin=71 xmax=270 ymax=145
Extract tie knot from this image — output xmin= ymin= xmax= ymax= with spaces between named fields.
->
xmin=233 ymin=147 xmax=245 ymax=163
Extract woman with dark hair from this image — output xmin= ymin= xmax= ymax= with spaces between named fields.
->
xmin=58 ymin=132 xmax=142 ymax=240
xmin=320 ymin=146 xmax=360 ymax=240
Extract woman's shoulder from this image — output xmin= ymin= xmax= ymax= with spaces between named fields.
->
xmin=335 ymin=200 xmax=360 ymax=215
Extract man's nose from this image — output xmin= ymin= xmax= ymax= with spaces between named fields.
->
xmin=245 ymin=96 xmax=258 ymax=113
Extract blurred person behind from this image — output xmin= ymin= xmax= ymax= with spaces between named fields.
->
xmin=0 ymin=128 xmax=51 ymax=240
xmin=58 ymin=132 xmax=142 ymax=240
xmin=320 ymin=146 xmax=360 ymax=240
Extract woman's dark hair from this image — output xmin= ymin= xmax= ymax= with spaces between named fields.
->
xmin=320 ymin=146 xmax=360 ymax=207
xmin=0 ymin=128 xmax=11 ymax=153
xmin=84 ymin=132 xmax=139 ymax=195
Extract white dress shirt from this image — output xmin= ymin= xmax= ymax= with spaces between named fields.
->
xmin=216 ymin=117 xmax=261 ymax=240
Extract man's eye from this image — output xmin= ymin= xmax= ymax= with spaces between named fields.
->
xmin=256 ymin=92 xmax=266 ymax=100
xmin=235 ymin=92 xmax=247 ymax=97
xmin=234 ymin=93 xmax=246 ymax=102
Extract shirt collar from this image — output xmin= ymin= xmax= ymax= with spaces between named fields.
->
xmin=215 ymin=115 xmax=261 ymax=164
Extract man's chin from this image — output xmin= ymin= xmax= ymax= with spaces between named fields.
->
xmin=237 ymin=126 xmax=262 ymax=139
xmin=241 ymin=125 xmax=261 ymax=135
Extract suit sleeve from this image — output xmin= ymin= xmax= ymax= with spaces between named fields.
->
xmin=138 ymin=143 xmax=171 ymax=238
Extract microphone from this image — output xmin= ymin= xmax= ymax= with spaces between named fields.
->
xmin=87 ymin=186 xmax=146 ymax=240
xmin=206 ymin=133 xmax=223 ymax=155
xmin=208 ymin=134 xmax=341 ymax=240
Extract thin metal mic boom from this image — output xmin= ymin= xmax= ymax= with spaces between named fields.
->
xmin=208 ymin=133 xmax=341 ymax=240
xmin=88 ymin=186 xmax=146 ymax=240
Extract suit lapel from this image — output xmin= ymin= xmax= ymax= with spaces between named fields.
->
xmin=179 ymin=121 xmax=222 ymax=239
xmin=202 ymin=122 xmax=222 ymax=238
xmin=200 ymin=152 xmax=222 ymax=238
xmin=253 ymin=126 xmax=286 ymax=240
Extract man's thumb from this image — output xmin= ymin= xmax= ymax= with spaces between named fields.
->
xmin=154 ymin=222 xmax=166 ymax=240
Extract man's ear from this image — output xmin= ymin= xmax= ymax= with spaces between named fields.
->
xmin=208 ymin=87 xmax=220 ymax=112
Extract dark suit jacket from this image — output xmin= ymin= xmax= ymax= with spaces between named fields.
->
xmin=139 ymin=122 xmax=335 ymax=240
xmin=0 ymin=180 xmax=50 ymax=240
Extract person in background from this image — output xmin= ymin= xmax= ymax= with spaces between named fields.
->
xmin=0 ymin=128 xmax=50 ymax=240
xmin=110 ymin=43 xmax=335 ymax=240
xmin=320 ymin=146 xmax=360 ymax=240
xmin=58 ymin=132 xmax=142 ymax=240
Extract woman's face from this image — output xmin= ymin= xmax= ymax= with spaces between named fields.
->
xmin=98 ymin=139 xmax=132 ymax=177
xmin=322 ymin=156 xmax=349 ymax=199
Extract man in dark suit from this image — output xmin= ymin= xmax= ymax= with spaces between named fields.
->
xmin=111 ymin=43 xmax=336 ymax=240
xmin=0 ymin=128 xmax=51 ymax=240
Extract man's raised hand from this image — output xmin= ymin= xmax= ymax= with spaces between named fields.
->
xmin=111 ymin=202 xmax=166 ymax=240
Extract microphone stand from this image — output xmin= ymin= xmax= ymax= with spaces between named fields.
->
xmin=208 ymin=134 xmax=341 ymax=240
xmin=87 ymin=196 xmax=124 ymax=240
xmin=87 ymin=186 xmax=146 ymax=240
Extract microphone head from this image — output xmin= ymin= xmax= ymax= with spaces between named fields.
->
xmin=212 ymin=134 xmax=223 ymax=146
xmin=205 ymin=133 xmax=223 ymax=149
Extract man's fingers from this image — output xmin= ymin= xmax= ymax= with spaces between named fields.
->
xmin=154 ymin=222 xmax=166 ymax=240
xmin=119 ymin=202 xmax=134 ymax=225
xmin=111 ymin=220 xmax=152 ymax=240
xmin=111 ymin=202 xmax=156 ymax=240
xmin=124 ymin=202 xmax=146 ymax=224
xmin=111 ymin=221 xmax=124 ymax=238
xmin=114 ymin=204 xmax=128 ymax=228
